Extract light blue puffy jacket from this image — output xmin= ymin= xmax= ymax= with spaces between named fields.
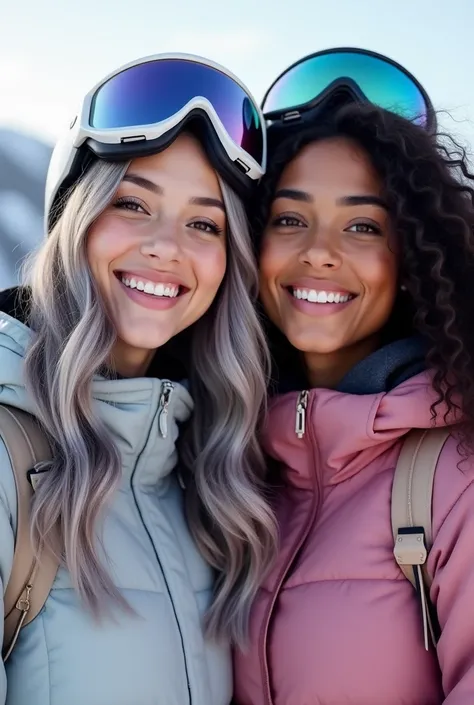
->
xmin=0 ymin=311 xmax=232 ymax=705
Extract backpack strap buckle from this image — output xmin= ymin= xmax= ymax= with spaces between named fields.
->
xmin=391 ymin=428 xmax=450 ymax=651
xmin=394 ymin=526 xmax=427 ymax=567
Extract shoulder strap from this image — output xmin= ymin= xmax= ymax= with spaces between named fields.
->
xmin=391 ymin=427 xmax=450 ymax=650
xmin=0 ymin=405 xmax=59 ymax=661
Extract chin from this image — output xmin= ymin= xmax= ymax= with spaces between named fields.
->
xmin=285 ymin=328 xmax=344 ymax=355
xmin=117 ymin=326 xmax=175 ymax=352
xmin=127 ymin=335 xmax=173 ymax=351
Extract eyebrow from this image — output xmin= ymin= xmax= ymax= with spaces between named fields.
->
xmin=189 ymin=196 xmax=225 ymax=212
xmin=122 ymin=173 xmax=225 ymax=212
xmin=274 ymin=188 xmax=313 ymax=203
xmin=123 ymin=173 xmax=163 ymax=194
xmin=338 ymin=195 xmax=389 ymax=210
xmin=274 ymin=188 xmax=388 ymax=211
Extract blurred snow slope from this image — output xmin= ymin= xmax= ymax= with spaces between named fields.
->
xmin=0 ymin=129 xmax=52 ymax=288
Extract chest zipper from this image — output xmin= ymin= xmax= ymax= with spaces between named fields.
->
xmin=261 ymin=389 xmax=313 ymax=705
xmin=295 ymin=390 xmax=309 ymax=439
xmin=158 ymin=381 xmax=174 ymax=438
xmin=148 ymin=379 xmax=192 ymax=702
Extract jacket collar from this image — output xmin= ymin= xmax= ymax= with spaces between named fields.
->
xmin=264 ymin=339 xmax=457 ymax=489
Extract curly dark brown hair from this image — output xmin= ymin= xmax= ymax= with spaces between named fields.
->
xmin=255 ymin=103 xmax=474 ymax=437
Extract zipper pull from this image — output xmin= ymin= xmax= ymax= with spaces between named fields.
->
xmin=295 ymin=390 xmax=309 ymax=439
xmin=158 ymin=381 xmax=174 ymax=438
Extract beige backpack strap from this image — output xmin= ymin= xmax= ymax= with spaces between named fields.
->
xmin=392 ymin=427 xmax=450 ymax=651
xmin=0 ymin=405 xmax=59 ymax=661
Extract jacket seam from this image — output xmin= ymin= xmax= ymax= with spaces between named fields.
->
xmin=131 ymin=480 xmax=193 ymax=705
xmin=281 ymin=576 xmax=411 ymax=587
xmin=38 ymin=612 xmax=52 ymax=705
xmin=432 ymin=474 xmax=474 ymax=544
xmin=365 ymin=392 xmax=385 ymax=438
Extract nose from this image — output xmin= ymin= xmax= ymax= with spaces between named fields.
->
xmin=139 ymin=221 xmax=181 ymax=262
xmin=298 ymin=226 xmax=342 ymax=270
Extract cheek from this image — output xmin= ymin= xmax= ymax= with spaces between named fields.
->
xmin=87 ymin=218 xmax=126 ymax=269
xmin=363 ymin=248 xmax=398 ymax=293
xmin=195 ymin=243 xmax=227 ymax=294
xmin=259 ymin=237 xmax=288 ymax=286
xmin=258 ymin=239 xmax=290 ymax=325
xmin=87 ymin=217 xmax=137 ymax=285
xmin=358 ymin=248 xmax=399 ymax=323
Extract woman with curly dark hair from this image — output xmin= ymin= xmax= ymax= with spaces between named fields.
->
xmin=233 ymin=71 xmax=474 ymax=703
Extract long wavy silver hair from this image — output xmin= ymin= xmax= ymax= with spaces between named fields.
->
xmin=24 ymin=157 xmax=277 ymax=645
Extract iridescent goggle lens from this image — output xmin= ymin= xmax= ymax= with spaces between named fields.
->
xmin=262 ymin=50 xmax=432 ymax=129
xmin=89 ymin=58 xmax=264 ymax=166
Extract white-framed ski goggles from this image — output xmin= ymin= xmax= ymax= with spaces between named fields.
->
xmin=46 ymin=53 xmax=266 ymax=231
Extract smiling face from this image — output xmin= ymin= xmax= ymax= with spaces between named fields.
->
xmin=87 ymin=133 xmax=227 ymax=377
xmin=260 ymin=137 xmax=399 ymax=387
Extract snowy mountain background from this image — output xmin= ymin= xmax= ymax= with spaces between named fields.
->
xmin=0 ymin=129 xmax=52 ymax=288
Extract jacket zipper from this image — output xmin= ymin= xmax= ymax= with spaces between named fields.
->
xmin=295 ymin=390 xmax=309 ymax=439
xmin=130 ymin=378 xmax=192 ymax=704
xmin=158 ymin=381 xmax=174 ymax=438
xmin=260 ymin=390 xmax=318 ymax=705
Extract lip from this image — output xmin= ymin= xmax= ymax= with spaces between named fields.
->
xmin=115 ymin=268 xmax=190 ymax=290
xmin=283 ymin=278 xmax=357 ymax=296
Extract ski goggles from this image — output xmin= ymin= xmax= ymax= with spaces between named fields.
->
xmin=46 ymin=53 xmax=266 ymax=229
xmin=262 ymin=47 xmax=435 ymax=132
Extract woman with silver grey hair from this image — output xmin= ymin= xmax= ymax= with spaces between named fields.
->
xmin=0 ymin=53 xmax=276 ymax=705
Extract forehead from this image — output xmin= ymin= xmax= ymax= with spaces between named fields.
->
xmin=126 ymin=133 xmax=222 ymax=196
xmin=277 ymin=137 xmax=383 ymax=197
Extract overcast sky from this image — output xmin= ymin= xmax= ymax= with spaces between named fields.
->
xmin=2 ymin=0 xmax=473 ymax=149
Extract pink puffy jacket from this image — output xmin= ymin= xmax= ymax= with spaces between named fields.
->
xmin=233 ymin=372 xmax=474 ymax=705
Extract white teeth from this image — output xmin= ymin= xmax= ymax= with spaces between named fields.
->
xmin=292 ymin=288 xmax=353 ymax=304
xmin=121 ymin=276 xmax=180 ymax=298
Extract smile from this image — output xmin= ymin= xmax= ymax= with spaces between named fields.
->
xmin=290 ymin=287 xmax=355 ymax=304
xmin=121 ymin=276 xmax=180 ymax=298
xmin=115 ymin=270 xmax=190 ymax=312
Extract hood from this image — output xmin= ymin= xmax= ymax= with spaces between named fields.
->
xmin=263 ymin=370 xmax=459 ymax=490
xmin=336 ymin=336 xmax=427 ymax=395
xmin=0 ymin=287 xmax=194 ymax=483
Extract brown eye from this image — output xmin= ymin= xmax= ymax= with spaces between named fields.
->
xmin=346 ymin=222 xmax=382 ymax=235
xmin=272 ymin=215 xmax=306 ymax=228
xmin=188 ymin=220 xmax=223 ymax=236
xmin=113 ymin=197 xmax=148 ymax=214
